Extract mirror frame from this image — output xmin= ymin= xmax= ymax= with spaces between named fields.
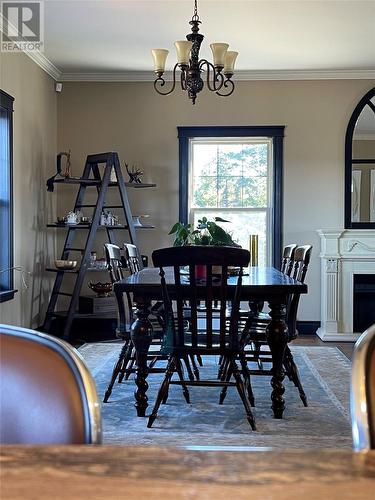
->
xmin=345 ymin=86 xmax=375 ymax=229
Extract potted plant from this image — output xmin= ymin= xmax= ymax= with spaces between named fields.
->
xmin=169 ymin=216 xmax=240 ymax=247
xmin=169 ymin=216 xmax=240 ymax=277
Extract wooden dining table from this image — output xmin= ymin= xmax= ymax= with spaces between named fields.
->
xmin=113 ymin=266 xmax=308 ymax=419
xmin=1 ymin=445 xmax=374 ymax=499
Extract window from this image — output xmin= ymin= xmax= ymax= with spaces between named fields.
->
xmin=178 ymin=126 xmax=284 ymax=266
xmin=0 ymin=90 xmax=15 ymax=302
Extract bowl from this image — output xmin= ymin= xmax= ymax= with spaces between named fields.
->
xmin=88 ymin=281 xmax=113 ymax=296
xmin=55 ymin=259 xmax=77 ymax=270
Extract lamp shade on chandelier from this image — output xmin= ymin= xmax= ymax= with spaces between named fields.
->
xmin=151 ymin=0 xmax=238 ymax=105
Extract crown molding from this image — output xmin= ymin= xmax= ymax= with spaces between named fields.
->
xmin=26 ymin=51 xmax=61 ymax=80
xmin=60 ymin=69 xmax=375 ymax=82
xmin=0 ymin=12 xmax=62 ymax=80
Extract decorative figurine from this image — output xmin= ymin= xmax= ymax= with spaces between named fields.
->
xmin=46 ymin=150 xmax=72 ymax=191
xmin=58 ymin=151 xmax=72 ymax=178
xmin=125 ymin=163 xmax=143 ymax=183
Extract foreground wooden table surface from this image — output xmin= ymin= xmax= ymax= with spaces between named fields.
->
xmin=1 ymin=446 xmax=375 ymax=499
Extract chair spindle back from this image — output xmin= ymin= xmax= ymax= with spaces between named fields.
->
xmin=124 ymin=243 xmax=142 ymax=274
xmin=104 ymin=244 xmax=126 ymax=283
xmin=281 ymin=244 xmax=298 ymax=275
xmin=152 ymin=246 xmax=250 ymax=353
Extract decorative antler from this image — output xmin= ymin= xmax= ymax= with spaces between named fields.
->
xmin=125 ymin=163 xmax=143 ymax=184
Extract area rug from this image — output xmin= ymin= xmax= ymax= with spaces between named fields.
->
xmin=79 ymin=343 xmax=352 ymax=449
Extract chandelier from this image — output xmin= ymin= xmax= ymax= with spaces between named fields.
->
xmin=151 ymin=0 xmax=238 ymax=105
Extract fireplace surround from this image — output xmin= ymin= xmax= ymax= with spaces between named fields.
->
xmin=317 ymin=229 xmax=375 ymax=341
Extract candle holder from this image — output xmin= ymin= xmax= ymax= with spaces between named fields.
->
xmin=249 ymin=235 xmax=259 ymax=266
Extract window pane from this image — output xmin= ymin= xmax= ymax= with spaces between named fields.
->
xmin=218 ymin=176 xmax=242 ymax=207
xmin=242 ymin=144 xmax=269 ymax=178
xmin=217 ymin=144 xmax=243 ymax=177
xmin=192 ymin=176 xmax=217 ymax=207
xmin=192 ymin=144 xmax=217 ymax=176
xmin=189 ymin=137 xmax=273 ymax=266
xmin=242 ymin=177 xmax=267 ymax=207
xmin=0 ymin=106 xmax=11 ymax=291
xmin=191 ymin=141 xmax=270 ymax=209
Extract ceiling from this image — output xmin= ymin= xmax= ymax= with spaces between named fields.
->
xmin=40 ymin=0 xmax=375 ymax=79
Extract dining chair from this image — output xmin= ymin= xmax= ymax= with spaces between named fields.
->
xmin=121 ymin=243 xmax=169 ymax=379
xmin=126 ymin=243 xmax=203 ymax=379
xmin=102 ymin=243 xmax=133 ymax=401
xmin=103 ymin=243 xmax=167 ymax=402
xmin=124 ymin=243 xmax=165 ymax=332
xmin=247 ymin=243 xmax=298 ymax=366
xmin=0 ymin=324 xmax=102 ymax=444
xmin=235 ymin=244 xmax=312 ymax=407
xmin=147 ymin=245 xmax=256 ymax=430
xmin=351 ymin=323 xmax=375 ymax=451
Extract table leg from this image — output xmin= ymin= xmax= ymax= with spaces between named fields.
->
xmin=266 ymin=300 xmax=288 ymax=419
xmin=130 ymin=297 xmax=153 ymax=417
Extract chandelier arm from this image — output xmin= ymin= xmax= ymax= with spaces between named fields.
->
xmin=216 ymin=77 xmax=235 ymax=97
xmin=180 ymin=68 xmax=187 ymax=90
xmin=199 ymin=59 xmax=224 ymax=92
xmin=153 ymin=63 xmax=180 ymax=96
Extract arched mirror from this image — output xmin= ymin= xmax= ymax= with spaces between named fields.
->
xmin=345 ymin=87 xmax=375 ymax=229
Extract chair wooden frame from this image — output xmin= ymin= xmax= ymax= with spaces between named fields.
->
xmin=103 ymin=244 xmax=167 ymax=402
xmin=148 ymin=246 xmax=256 ymax=430
xmin=236 ymin=244 xmax=312 ymax=408
xmin=351 ymin=324 xmax=375 ymax=451
xmin=0 ymin=324 xmax=102 ymax=444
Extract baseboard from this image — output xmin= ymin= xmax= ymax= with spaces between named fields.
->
xmin=296 ymin=321 xmax=320 ymax=335
xmin=316 ymin=327 xmax=360 ymax=342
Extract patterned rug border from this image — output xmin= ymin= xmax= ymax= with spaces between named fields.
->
xmin=78 ymin=342 xmax=352 ymax=449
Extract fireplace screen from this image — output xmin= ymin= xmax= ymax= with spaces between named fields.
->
xmin=353 ymin=274 xmax=375 ymax=333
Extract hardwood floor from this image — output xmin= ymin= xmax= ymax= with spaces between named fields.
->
xmin=293 ymin=335 xmax=355 ymax=360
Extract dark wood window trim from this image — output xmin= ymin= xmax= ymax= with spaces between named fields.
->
xmin=0 ymin=89 xmax=16 ymax=303
xmin=344 ymin=87 xmax=375 ymax=229
xmin=178 ymin=126 xmax=285 ymax=267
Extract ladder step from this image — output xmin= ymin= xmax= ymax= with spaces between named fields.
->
xmin=48 ymin=311 xmax=116 ymax=319
xmin=65 ymin=248 xmax=85 ymax=252
xmin=76 ymin=204 xmax=124 ymax=209
xmin=53 ymin=292 xmax=73 ymax=297
xmin=46 ymin=267 xmax=79 ymax=274
xmin=46 ymin=224 xmax=90 ymax=229
xmin=52 ymin=178 xmax=101 ymax=186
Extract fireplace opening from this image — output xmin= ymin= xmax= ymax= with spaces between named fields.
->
xmin=353 ymin=274 xmax=375 ymax=333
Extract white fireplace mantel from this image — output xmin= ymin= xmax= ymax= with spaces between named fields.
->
xmin=317 ymin=229 xmax=375 ymax=341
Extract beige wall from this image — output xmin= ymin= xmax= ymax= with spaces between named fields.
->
xmin=0 ymin=52 xmax=57 ymax=327
xmin=56 ymin=79 xmax=374 ymax=322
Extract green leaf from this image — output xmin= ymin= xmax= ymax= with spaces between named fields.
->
xmin=168 ymin=222 xmax=181 ymax=235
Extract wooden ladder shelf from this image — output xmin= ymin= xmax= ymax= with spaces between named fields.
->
xmin=43 ymin=152 xmax=154 ymax=340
